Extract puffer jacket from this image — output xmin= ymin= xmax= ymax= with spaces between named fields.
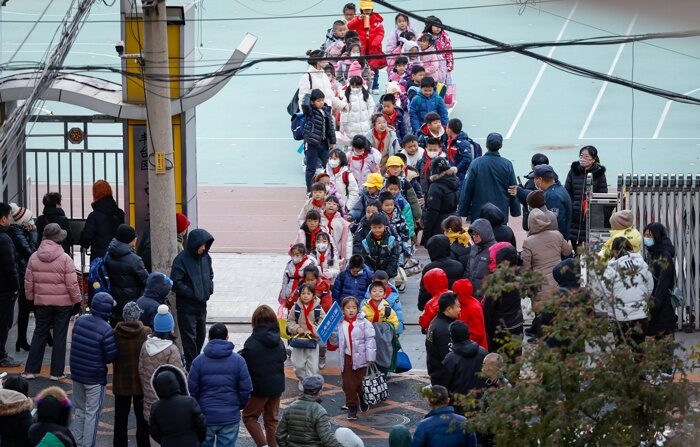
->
xmin=302 ymin=99 xmax=336 ymax=148
xmin=325 ymin=165 xmax=359 ymax=213
xmin=287 ymin=297 xmax=326 ymax=337
xmin=482 ymin=265 xmax=524 ymax=350
xmin=349 ymin=187 xmax=381 ymax=223
xmin=421 ymin=167 xmax=459 ymax=246
xmin=412 ymin=406 xmax=476 ymax=447
xmin=113 ymin=320 xmax=151 ymax=396
xmin=522 ymin=209 xmax=573 ymax=301
xmin=340 ymin=89 xmax=375 ymax=139
xmin=322 ymin=211 xmax=353 ymax=265
xmin=188 ymin=339 xmax=252 ymax=426
xmin=275 ymin=394 xmax=344 ymax=447
xmin=278 ymin=255 xmax=317 ymax=305
xmin=36 ymin=207 xmax=72 ymax=255
xmin=0 ymin=389 xmax=33 ymax=447
xmin=139 ymin=336 xmax=185 ymax=422
xmin=479 ymin=203 xmax=516 ymax=247
xmin=348 ymin=148 xmax=381 ymax=187
xmin=418 ymin=269 xmax=449 ymax=329
xmin=69 ymin=293 xmax=117 ymax=385
xmin=346 ymin=12 xmax=386 ymax=71
xmin=365 ymin=128 xmax=399 ymax=161
xmin=598 ymin=226 xmax=643 ymax=260
xmin=418 ymin=235 xmax=464 ymax=310
xmin=0 ymin=227 xmax=19 ymax=295
xmin=27 ymin=387 xmax=75 ymax=447
xmin=80 ymin=195 xmax=125 ymax=262
xmin=565 ymin=161 xmax=608 ymax=244
xmin=106 ymin=239 xmax=148 ymax=319
xmin=25 ymin=240 xmax=81 ymax=307
xmin=362 ymin=282 xmax=404 ymax=334
xmin=8 ymin=224 xmax=37 ymax=279
xmin=361 ymin=298 xmax=399 ymax=331
xmin=426 ymin=313 xmax=455 ymax=386
xmin=593 ymin=252 xmax=653 ymax=322
xmin=466 ymin=219 xmax=496 ymax=297
xmin=136 ymin=272 xmax=173 ymax=329
xmin=361 ymin=229 xmax=400 ymax=279
xmin=240 ymin=323 xmax=287 ymax=397
xmin=434 ymin=30 xmax=455 ymax=72
xmin=645 ymin=223 xmax=677 ymax=335
xmin=171 ymin=229 xmax=214 ymax=313
xmin=297 ymin=66 xmax=345 ymax=111
xmin=332 ymin=265 xmax=374 ymax=304
xmin=419 ymin=44 xmax=446 ymax=83
xmin=446 ymin=131 xmax=473 ymax=183
xmin=442 ymin=340 xmax=487 ymax=395
xmin=408 ymin=91 xmax=449 ymax=133
xmin=453 ymin=279 xmax=488 ymax=350
xmin=337 ymin=313 xmax=376 ymax=371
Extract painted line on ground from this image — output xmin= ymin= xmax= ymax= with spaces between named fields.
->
xmin=578 ymin=15 xmax=638 ymax=140
xmin=583 ymin=137 xmax=700 ymax=140
xmin=505 ymin=1 xmax=579 ymax=140
xmin=652 ymin=87 xmax=700 ymax=139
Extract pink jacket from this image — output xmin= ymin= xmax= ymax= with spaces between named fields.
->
xmin=25 ymin=240 xmax=81 ymax=307
xmin=337 ymin=313 xmax=376 ymax=372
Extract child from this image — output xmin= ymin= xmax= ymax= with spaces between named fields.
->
xmin=136 ymin=271 xmax=173 ymax=330
xmin=386 ymin=12 xmax=414 ymax=73
xmin=361 ymin=213 xmax=401 ymax=280
xmin=287 ymin=284 xmax=327 ymax=390
xmin=337 ymin=41 xmax=364 ymax=85
xmin=409 ymin=76 xmax=448 ymax=134
xmin=113 ymin=302 xmax=151 ymax=447
xmin=390 ymin=56 xmax=409 ymax=84
xmin=400 ymin=33 xmax=421 ymax=75
xmin=333 ymin=254 xmax=374 ymax=303
xmin=362 ymin=281 xmax=400 ymax=331
xmin=400 ymin=134 xmax=425 ymax=168
xmin=342 ymin=2 xmax=356 ymax=23
xmin=350 ymin=172 xmax=384 ymax=223
xmin=362 ymin=271 xmax=403 ymax=334
xmin=311 ymin=231 xmax=340 ymax=284
xmin=313 ymin=172 xmax=340 ymax=204
xmin=323 ymin=20 xmax=348 ymax=62
xmin=302 ymin=89 xmax=337 ymax=193
xmin=417 ymin=33 xmax=446 ymax=84
xmin=337 ymin=296 xmax=376 ymax=420
xmin=366 ymin=113 xmax=399 ymax=166
xmin=379 ymin=190 xmax=412 ymax=263
xmin=424 ymin=16 xmax=455 ymax=82
xmin=416 ymin=137 xmax=446 ymax=196
xmin=279 ymin=243 xmax=318 ymax=309
xmin=352 ymin=200 xmax=380 ymax=255
xmin=323 ymin=64 xmax=344 ymax=114
xmin=298 ymin=182 xmax=327 ymax=226
xmin=346 ymin=3 xmax=386 ymax=93
xmin=326 ymin=148 xmax=360 ymax=213
xmin=0 ymin=375 xmax=32 ymax=446
xmin=340 ymin=76 xmax=375 ymax=142
xmin=445 ymin=118 xmax=473 ymax=187
xmin=295 ymin=209 xmax=329 ymax=252
xmin=28 ymin=386 xmax=76 ymax=446
xmin=69 ymin=292 xmax=117 ymax=447
xmin=404 ymin=64 xmax=425 ymax=102
xmin=347 ymin=134 xmax=381 ymax=188
xmin=417 ymin=112 xmax=447 ymax=149
xmin=322 ymin=195 xmax=353 ymax=267
xmin=384 ymin=174 xmax=417 ymax=237
xmin=442 ymin=321 xmax=487 ymax=412
xmin=380 ymin=94 xmax=408 ymax=144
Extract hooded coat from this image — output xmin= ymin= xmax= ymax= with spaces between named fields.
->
xmin=69 ymin=293 xmax=117 ymax=385
xmin=336 ymin=312 xmax=377 ymax=372
xmin=442 ymin=340 xmax=488 ymax=394
xmin=0 ymin=226 xmax=19 ymax=296
xmin=325 ymin=165 xmax=360 ymax=213
xmin=80 ymin=195 xmax=125 ymax=262
xmin=36 ymin=207 xmax=72 ymax=255
xmin=332 ymin=265 xmax=374 ymax=304
xmin=521 ymin=209 xmax=573 ymax=301
xmin=421 ymin=166 xmax=459 ymax=246
xmin=240 ymin=323 xmax=287 ymax=397
xmin=466 ymin=219 xmax=496 ymax=297
xmin=136 ymin=272 xmax=173 ymax=329
xmin=346 ymin=13 xmax=386 ymax=71
xmin=482 ymin=248 xmax=524 ymax=350
xmin=418 ymin=235 xmax=464 ymax=310
xmin=418 ymin=269 xmax=449 ymax=329
xmin=170 ymin=229 xmax=214 ymax=313
xmin=25 ymin=240 xmax=82 ymax=307
xmin=645 ymin=223 xmax=677 ymax=335
xmin=361 ymin=229 xmax=400 ymax=279
xmin=8 ymin=224 xmax=36 ymax=280
xmin=479 ymin=203 xmax=516 ymax=247
xmin=565 ymin=161 xmax=608 ymax=244
xmin=28 ymin=387 xmax=75 ymax=447
xmin=105 ymin=239 xmax=148 ymax=320
xmin=412 ymin=406 xmax=476 ymax=447
xmin=139 ymin=336 xmax=185 ymax=422
xmin=593 ymin=252 xmax=653 ymax=322
xmin=340 ymin=88 xmax=376 ymax=139
xmin=113 ymin=320 xmax=151 ymax=396
xmin=0 ymin=389 xmax=33 ymax=447
xmin=408 ymin=90 xmax=449 ymax=133
xmin=459 ymin=151 xmax=521 ymax=223
xmin=150 ymin=366 xmax=206 ymax=447
xmin=453 ymin=279 xmax=488 ymax=350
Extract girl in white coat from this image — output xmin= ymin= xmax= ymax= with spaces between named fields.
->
xmin=340 ymin=76 xmax=375 ymax=140
xmin=298 ymin=49 xmax=346 ymax=111
xmin=310 ymin=232 xmax=340 ymax=284
xmin=321 ymin=196 xmax=353 ymax=269
xmin=326 ymin=149 xmax=359 ymax=214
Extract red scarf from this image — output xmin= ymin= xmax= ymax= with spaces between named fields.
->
xmin=369 ymin=299 xmax=382 ymax=323
xmin=446 ymin=135 xmax=457 ymax=164
xmin=384 ymin=285 xmax=392 ymax=299
xmin=290 ymin=256 xmax=308 ymax=294
xmin=302 ymin=300 xmax=316 ymax=334
xmin=373 ymin=129 xmax=388 ymax=153
xmin=324 ymin=211 xmax=336 ymax=234
xmin=344 ymin=316 xmax=356 ymax=353
xmin=383 ymin=109 xmax=398 ymax=127
xmin=352 ymin=151 xmax=370 ymax=173
xmin=332 ymin=166 xmax=341 ymax=175
xmin=422 ymin=154 xmax=433 ymax=177
xmin=318 ymin=251 xmax=326 ymax=266
xmin=311 ymin=198 xmax=324 ymax=209
xmin=305 ymin=226 xmax=322 ymax=250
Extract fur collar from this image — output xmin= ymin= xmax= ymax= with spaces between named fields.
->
xmin=0 ymin=390 xmax=33 ymax=416
xmin=429 ymin=166 xmax=457 ymax=182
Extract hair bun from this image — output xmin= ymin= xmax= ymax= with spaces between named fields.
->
xmin=157 ymin=304 xmax=169 ymax=315
xmin=306 ymin=49 xmax=313 ymax=56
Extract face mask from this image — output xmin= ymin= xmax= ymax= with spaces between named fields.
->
xmin=328 ymin=159 xmax=340 ymax=168
xmin=292 ymin=255 xmax=303 ymax=264
xmin=579 ymin=157 xmax=593 ymax=168
xmin=350 ymin=52 xmax=360 ymax=58
xmin=316 ymin=243 xmax=328 ymax=252
xmin=426 ymin=150 xmax=439 ymax=159
xmin=351 ymin=86 xmax=362 ymax=92
xmin=643 ymin=237 xmax=654 ymax=248
xmin=353 ymin=149 xmax=364 ymax=156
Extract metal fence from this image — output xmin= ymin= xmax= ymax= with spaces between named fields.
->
xmin=617 ymin=174 xmax=700 ymax=330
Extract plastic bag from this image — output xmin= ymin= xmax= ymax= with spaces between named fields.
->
xmin=277 ymin=305 xmax=290 ymax=340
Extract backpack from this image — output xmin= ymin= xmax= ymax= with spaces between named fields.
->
xmin=291 ymin=113 xmax=306 ymax=141
xmin=466 ymin=136 xmax=483 ymax=161
xmin=286 ymin=73 xmax=313 ymax=116
xmin=88 ymin=253 xmax=111 ymax=294
xmin=292 ymin=303 xmax=322 ymax=325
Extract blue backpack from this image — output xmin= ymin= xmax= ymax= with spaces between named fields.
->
xmin=291 ymin=113 xmax=306 ymax=141
xmin=466 ymin=136 xmax=483 ymax=160
xmin=88 ymin=253 xmax=111 ymax=294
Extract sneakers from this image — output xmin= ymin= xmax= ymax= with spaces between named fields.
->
xmin=20 ymin=372 xmax=35 ymax=380
xmin=347 ymin=406 xmax=358 ymax=420
xmin=319 ymin=356 xmax=326 ymax=369
xmin=341 ymin=404 xmax=348 ymax=411
xmin=50 ymin=374 xmax=68 ymax=381
xmin=0 ymin=357 xmax=21 ymax=368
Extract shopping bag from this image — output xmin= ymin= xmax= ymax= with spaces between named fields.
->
xmin=288 ymin=333 xmax=318 ymax=349
xmin=395 ymin=351 xmax=412 ymax=373
xmin=277 ymin=305 xmax=290 ymax=340
xmin=444 ymin=84 xmax=457 ymax=108
xmin=361 ymin=363 xmax=389 ymax=406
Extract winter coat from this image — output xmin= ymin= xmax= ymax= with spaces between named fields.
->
xmin=361 ymin=299 xmax=400 ymax=331
xmin=599 ymin=226 xmax=643 ymax=260
xmin=400 ymin=146 xmax=425 ymax=169
xmin=150 ymin=365 xmax=206 ymax=447
xmin=69 ymin=294 xmax=117 ymax=385
xmin=0 ymin=226 xmax=19 ymax=296
xmin=459 ymin=151 xmax=521 ymax=223
xmin=332 ymin=265 xmax=374 ymax=304
xmin=446 ymin=131 xmax=473 ymax=183
xmin=366 ymin=129 xmax=399 ymax=163
xmin=337 ymin=313 xmax=376 ymax=371
xmin=542 ymin=182 xmax=573 ymax=240
xmin=516 ymin=172 xmax=537 ymax=231
xmin=593 ymin=252 xmax=653 ymax=322
xmin=453 ymin=279 xmax=488 ymax=350
xmin=645 ymin=225 xmax=677 ymax=335
xmin=340 ymin=89 xmax=375 ymax=139
xmin=349 ymin=187 xmax=381 ymax=223
xmin=106 ymin=239 xmax=148 ymax=319
xmin=346 ymin=13 xmax=386 ymax=71
xmin=80 ymin=195 xmax=125 ymax=262
xmin=24 ymin=240 xmax=81 ymax=307
xmin=325 ymin=165 xmax=360 ymax=213
xmin=361 ymin=229 xmax=401 ymax=278
xmin=36 ymin=207 xmax=72 ymax=255
xmin=352 ymin=217 xmax=372 ymax=255
xmin=418 ymin=269 xmax=449 ymax=329
xmin=416 ymin=124 xmax=447 ymax=150
xmin=422 ymin=167 xmax=459 ymax=246
xmin=521 ymin=209 xmax=573 ymax=301
xmin=426 ymin=313 xmax=456 ymax=386
xmin=287 ymin=298 xmax=326 ymax=337
xmin=297 ymin=199 xmax=325 ymax=227
xmin=27 ymin=387 xmax=75 ymax=447
xmin=240 ymin=323 xmax=287 ymax=397
xmin=450 ymin=240 xmax=470 ymax=272
xmin=113 ymin=321 xmax=150 ymax=396
xmin=0 ymin=389 xmax=33 ymax=447
xmin=434 ymin=30 xmax=455 ymax=72
xmin=188 ymin=339 xmax=252 ymax=425
xmin=409 ymin=91 xmax=449 ymax=133
xmin=139 ymin=337 xmax=185 ymax=422
xmin=348 ymin=149 xmax=381 ymax=188
xmin=171 ymin=229 xmax=214 ymax=313
xmin=418 ymin=235 xmax=464 ymax=310
xmin=297 ymin=66 xmax=345 ymax=111
xmin=412 ymin=406 xmax=476 ymax=447
xmin=136 ymin=272 xmax=172 ymax=329
xmin=275 ymin=394 xmax=343 ymax=447
xmin=8 ymin=224 xmax=37 ymax=280
xmin=466 ymin=219 xmax=496 ymax=297
xmin=302 ymin=99 xmax=336 ymax=148
xmin=294 ymin=223 xmax=332 ymax=252
xmin=322 ymin=211 xmax=353 ymax=265
xmin=442 ymin=340 xmax=488 ymax=394
xmin=479 ymin=203 xmax=516 ymax=247
xmin=311 ymin=247 xmax=340 ymax=283
xmin=380 ymin=107 xmax=408 ymax=143
xmin=279 ymin=255 xmax=317 ymax=306
xmin=419 ymin=44 xmax=446 ymax=83
xmin=565 ymin=161 xmax=608 ymax=244
xmin=482 ymin=270 xmax=524 ymax=349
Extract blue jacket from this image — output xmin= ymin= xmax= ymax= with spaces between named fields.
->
xmin=411 ymin=406 xmax=477 ymax=447
xmin=458 ymin=151 xmax=521 ymax=223
xmin=362 ymin=283 xmax=404 ymax=334
xmin=332 ymin=265 xmax=374 ymax=304
xmin=137 ymin=272 xmax=173 ymax=329
xmin=446 ymin=131 xmax=473 ymax=183
xmin=69 ymin=293 xmax=118 ymax=385
xmin=409 ymin=91 xmax=449 ymax=133
xmin=171 ymin=229 xmax=214 ymax=313
xmin=188 ymin=339 xmax=253 ymax=426
xmin=543 ymin=182 xmax=572 ymax=240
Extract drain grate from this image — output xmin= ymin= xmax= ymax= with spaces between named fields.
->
xmin=332 ymin=412 xmax=410 ymax=429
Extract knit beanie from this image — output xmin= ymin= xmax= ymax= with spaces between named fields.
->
xmin=526 ymin=190 xmax=546 ymax=209
xmin=609 ymin=210 xmax=633 ymax=231
xmin=92 ymin=180 xmax=113 ymax=202
xmin=122 ymin=302 xmax=143 ymax=322
xmin=449 ymin=320 xmax=470 ymax=343
xmin=176 ymin=212 xmax=190 ymax=234
xmin=42 ymin=223 xmax=67 ymax=244
xmin=347 ymin=61 xmax=363 ymax=80
xmin=9 ymin=203 xmax=33 ymax=226
xmin=115 ymin=224 xmax=137 ymax=244
xmin=153 ymin=304 xmax=174 ymax=333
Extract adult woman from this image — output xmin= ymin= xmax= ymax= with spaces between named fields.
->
xmin=241 ymin=305 xmax=287 ymax=447
xmin=22 ymin=224 xmax=82 ymax=380
xmin=297 ymin=49 xmax=344 ymax=112
xmin=643 ymin=223 xmax=677 ymax=337
xmin=80 ymin=180 xmax=125 ymax=263
xmin=565 ymin=146 xmax=607 ymax=247
xmin=442 ymin=215 xmax=470 ymax=271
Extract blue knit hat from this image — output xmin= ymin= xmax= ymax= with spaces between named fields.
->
xmin=153 ymin=304 xmax=174 ymax=333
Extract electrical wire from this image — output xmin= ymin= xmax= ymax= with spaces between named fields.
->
xmin=232 ymin=0 xmax=326 ymax=17
xmin=630 ymin=41 xmax=635 ymax=174
xmin=2 ymin=0 xmax=57 ymax=72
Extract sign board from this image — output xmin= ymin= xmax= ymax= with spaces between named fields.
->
xmin=67 ymin=127 xmax=84 ymax=144
xmin=131 ymin=125 xmax=150 ymax=235
xmin=317 ymin=301 xmax=343 ymax=344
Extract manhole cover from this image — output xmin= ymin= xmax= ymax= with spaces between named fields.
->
xmin=332 ymin=412 xmax=410 ymax=429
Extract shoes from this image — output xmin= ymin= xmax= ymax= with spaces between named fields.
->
xmin=20 ymin=372 xmax=35 ymax=380
xmin=0 ymin=357 xmax=21 ymax=368
xmin=341 ymin=404 xmax=348 ymax=411
xmin=347 ymin=406 xmax=358 ymax=420
xmin=15 ymin=340 xmax=30 ymax=352
xmin=319 ymin=356 xmax=326 ymax=369
xmin=50 ymin=374 xmax=68 ymax=381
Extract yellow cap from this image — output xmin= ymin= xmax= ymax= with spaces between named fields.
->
xmin=359 ymin=0 xmax=374 ymax=11
xmin=363 ymin=173 xmax=384 ymax=189
xmin=385 ymin=156 xmax=404 ymax=167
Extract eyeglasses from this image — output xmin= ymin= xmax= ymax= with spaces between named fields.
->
xmin=579 ymin=155 xmax=594 ymax=161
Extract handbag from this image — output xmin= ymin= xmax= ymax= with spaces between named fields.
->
xmin=287 ymin=73 xmax=312 ymax=116
xmin=288 ymin=333 xmax=318 ymax=349
xmin=395 ymin=351 xmax=412 ymax=373
xmin=361 ymin=363 xmax=388 ymax=406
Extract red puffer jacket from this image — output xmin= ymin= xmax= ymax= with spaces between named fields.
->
xmin=25 ymin=239 xmax=81 ymax=307
xmin=347 ymin=13 xmax=386 ymax=70
xmin=453 ymin=279 xmax=488 ymax=350
xmin=418 ymin=268 xmax=449 ymax=329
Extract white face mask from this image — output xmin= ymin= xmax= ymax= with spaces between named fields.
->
xmin=353 ymin=149 xmax=365 ymax=156
xmin=316 ymin=243 xmax=328 ymax=252
xmin=292 ymin=255 xmax=303 ymax=264
xmin=351 ymin=86 xmax=362 ymax=93
xmin=427 ymin=150 xmax=440 ymax=159
xmin=328 ymin=159 xmax=340 ymax=168
xmin=351 ymin=52 xmax=361 ymax=58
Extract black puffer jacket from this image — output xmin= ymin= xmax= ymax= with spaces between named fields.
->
xmin=136 ymin=272 xmax=173 ymax=329
xmin=564 ymin=161 xmax=607 ymax=244
xmin=171 ymin=229 xmax=215 ymax=313
xmin=479 ymin=203 xmax=516 ymax=247
xmin=36 ymin=207 xmax=72 ymax=255
xmin=466 ymin=219 xmax=496 ymax=297
xmin=421 ymin=166 xmax=459 ymax=246
xmin=240 ymin=323 xmax=287 ymax=397
xmin=449 ymin=241 xmax=470 ymax=272
xmin=0 ymin=389 xmax=33 ymax=447
xmin=0 ymin=227 xmax=19 ymax=295
xmin=418 ymin=235 xmax=464 ymax=310
xmin=442 ymin=340 xmax=488 ymax=393
xmin=302 ymin=100 xmax=336 ymax=148
xmin=80 ymin=196 xmax=125 ymax=262
xmin=8 ymin=224 xmax=37 ymax=279
xmin=105 ymin=239 xmax=148 ymax=321
xmin=426 ymin=313 xmax=455 ymax=386
xmin=645 ymin=223 xmax=677 ymax=336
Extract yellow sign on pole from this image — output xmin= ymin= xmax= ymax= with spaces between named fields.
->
xmin=155 ymin=152 xmax=166 ymax=174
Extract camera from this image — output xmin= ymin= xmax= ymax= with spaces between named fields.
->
xmin=115 ymin=41 xmax=125 ymax=56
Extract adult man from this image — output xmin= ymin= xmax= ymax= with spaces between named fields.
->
xmin=275 ymin=375 xmax=343 ymax=447
xmin=458 ymin=132 xmax=521 ymax=223
xmin=105 ymin=224 xmax=148 ymax=325
xmin=36 ymin=192 xmax=73 ymax=254
xmin=426 ymin=292 xmax=461 ymax=385
xmin=412 ymin=385 xmax=477 ymax=447
xmin=0 ymin=203 xmax=21 ymax=367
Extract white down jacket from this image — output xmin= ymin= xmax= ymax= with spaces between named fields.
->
xmin=340 ymin=89 xmax=375 ymax=140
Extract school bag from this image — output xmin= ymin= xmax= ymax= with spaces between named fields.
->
xmin=88 ymin=253 xmax=111 ymax=294
xmin=466 ymin=136 xmax=483 ymax=161
xmin=287 ymin=73 xmax=312 ymax=116
xmin=291 ymin=113 xmax=306 ymax=141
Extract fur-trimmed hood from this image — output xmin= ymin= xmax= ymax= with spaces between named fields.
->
xmin=0 ymin=389 xmax=33 ymax=416
xmin=429 ymin=166 xmax=457 ymax=182
xmin=35 ymin=386 xmax=71 ymax=426
xmin=151 ymin=363 xmax=189 ymax=399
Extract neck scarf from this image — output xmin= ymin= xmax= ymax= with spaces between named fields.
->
xmin=352 ymin=151 xmax=370 ymax=174
xmin=305 ymin=226 xmax=322 ymax=250
xmin=344 ymin=316 xmax=356 ymax=352
xmin=369 ymin=299 xmax=382 ymax=323
xmin=383 ymin=109 xmax=398 ymax=127
xmin=446 ymin=135 xmax=457 ymax=163
xmin=324 ymin=211 xmax=337 ymax=234
xmin=318 ymin=250 xmax=326 ymax=266
xmin=311 ymin=198 xmax=324 ymax=209
xmin=290 ymin=256 xmax=307 ymax=294
xmin=445 ymin=229 xmax=470 ymax=246
xmin=384 ymin=285 xmax=392 ymax=299
xmin=332 ymin=166 xmax=341 ymax=175
xmin=302 ymin=300 xmax=316 ymax=334
xmin=373 ymin=129 xmax=388 ymax=153
xmin=422 ymin=154 xmax=433 ymax=177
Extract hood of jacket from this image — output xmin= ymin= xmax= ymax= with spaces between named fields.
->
xmin=426 ymin=234 xmax=451 ymax=261
xmin=152 ymin=364 xmax=188 ymax=399
xmin=203 ymin=338 xmax=234 ymax=359
xmin=479 ymin=202 xmax=505 ymax=227
xmin=36 ymin=239 xmax=67 ymax=263
xmin=469 ymin=218 xmax=495 ymax=246
xmin=91 ymin=292 xmax=114 ymax=320
xmin=143 ymin=272 xmax=172 ymax=302
xmin=452 ymin=340 xmax=480 ymax=359
xmin=115 ymin=320 xmax=147 ymax=339
xmin=420 ymin=123 xmax=445 ymax=139
xmin=252 ymin=323 xmax=282 ymax=348
xmin=41 ymin=206 xmax=67 ymax=219
xmin=186 ymin=228 xmax=215 ymax=257
xmin=527 ymin=208 xmax=552 ymax=234
xmin=570 ymin=160 xmax=606 ymax=177
xmin=35 ymin=386 xmax=70 ymax=425
xmin=608 ymin=251 xmax=648 ymax=271
xmin=452 ymin=279 xmax=474 ymax=302
xmin=424 ymin=268 xmax=448 ymax=296
xmin=389 ymin=425 xmax=412 ymax=447
xmin=0 ymin=389 xmax=33 ymax=416
xmin=428 ymin=166 xmax=458 ymax=186
xmin=144 ymin=335 xmax=174 ymax=356
xmin=488 ymin=242 xmax=513 ymax=272
xmin=553 ymin=258 xmax=579 ymax=290
xmin=108 ymin=238 xmax=135 ymax=258
xmin=645 ymin=222 xmax=676 ymax=258
xmin=92 ymin=195 xmax=121 ymax=216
